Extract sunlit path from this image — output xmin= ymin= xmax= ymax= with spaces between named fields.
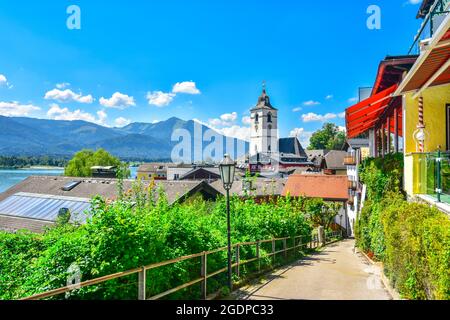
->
xmin=235 ymin=239 xmax=391 ymax=300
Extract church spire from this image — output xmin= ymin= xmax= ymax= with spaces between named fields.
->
xmin=256 ymin=81 xmax=274 ymax=109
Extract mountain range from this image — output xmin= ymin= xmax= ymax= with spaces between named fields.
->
xmin=0 ymin=116 xmax=248 ymax=161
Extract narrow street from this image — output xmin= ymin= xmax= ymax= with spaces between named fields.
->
xmin=235 ymin=239 xmax=392 ymax=300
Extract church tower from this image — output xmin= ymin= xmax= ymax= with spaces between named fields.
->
xmin=250 ymin=84 xmax=278 ymax=157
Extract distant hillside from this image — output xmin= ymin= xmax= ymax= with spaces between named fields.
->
xmin=0 ymin=116 xmax=248 ymax=161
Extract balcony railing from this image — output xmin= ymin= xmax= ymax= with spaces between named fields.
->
xmin=411 ymin=151 xmax=450 ymax=204
xmin=408 ymin=0 xmax=450 ymax=54
xmin=425 ymin=150 xmax=450 ymax=203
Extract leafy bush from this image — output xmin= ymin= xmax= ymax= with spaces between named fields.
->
xmin=356 ymin=154 xmax=450 ymax=300
xmin=0 ymin=190 xmax=313 ymax=300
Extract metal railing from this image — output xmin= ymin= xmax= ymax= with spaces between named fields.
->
xmin=425 ymin=150 xmax=450 ymax=203
xmin=408 ymin=0 xmax=449 ymax=54
xmin=21 ymin=231 xmax=343 ymax=301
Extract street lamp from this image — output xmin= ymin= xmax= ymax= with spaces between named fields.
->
xmin=219 ymin=154 xmax=236 ymax=292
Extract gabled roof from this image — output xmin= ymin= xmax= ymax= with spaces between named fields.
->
xmin=279 ymin=137 xmax=308 ymax=158
xmin=179 ymin=167 xmax=221 ymax=181
xmin=324 ymin=151 xmax=348 ymax=170
xmin=138 ymin=163 xmax=168 ymax=173
xmin=282 ymin=175 xmax=349 ymax=201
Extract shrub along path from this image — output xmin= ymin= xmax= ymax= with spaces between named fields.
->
xmin=234 ymin=239 xmax=391 ymax=300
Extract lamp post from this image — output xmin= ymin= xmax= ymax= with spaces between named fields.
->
xmin=219 ymin=154 xmax=236 ymax=292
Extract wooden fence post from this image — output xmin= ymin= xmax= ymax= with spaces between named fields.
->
xmin=200 ymin=252 xmax=207 ymax=300
xmin=256 ymin=241 xmax=261 ymax=272
xmin=236 ymin=245 xmax=240 ymax=278
xmin=138 ymin=267 xmax=146 ymax=300
xmin=272 ymin=239 xmax=276 ymax=266
xmin=292 ymin=237 xmax=296 ymax=258
xmin=283 ymin=238 xmax=287 ymax=261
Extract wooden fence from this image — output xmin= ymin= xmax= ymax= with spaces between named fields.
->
xmin=22 ymin=230 xmax=343 ymax=300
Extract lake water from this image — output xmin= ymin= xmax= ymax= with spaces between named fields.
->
xmin=0 ymin=169 xmax=64 ymax=193
xmin=0 ymin=167 xmax=138 ymax=194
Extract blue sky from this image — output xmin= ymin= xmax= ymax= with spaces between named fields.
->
xmin=0 ymin=0 xmax=424 ymax=146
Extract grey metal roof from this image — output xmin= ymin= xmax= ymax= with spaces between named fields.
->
xmin=0 ymin=176 xmax=220 ymax=206
xmin=0 ymin=192 xmax=91 ymax=223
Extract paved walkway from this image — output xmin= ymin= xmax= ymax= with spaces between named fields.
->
xmin=235 ymin=239 xmax=392 ymax=300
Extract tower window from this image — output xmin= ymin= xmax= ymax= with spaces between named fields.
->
xmin=255 ymin=114 xmax=259 ymax=123
xmin=268 ymin=112 xmax=272 ymax=123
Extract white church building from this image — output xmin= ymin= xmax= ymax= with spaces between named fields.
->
xmin=248 ymin=86 xmax=311 ymax=173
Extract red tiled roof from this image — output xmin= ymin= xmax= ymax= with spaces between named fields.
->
xmin=282 ymin=175 xmax=349 ymax=201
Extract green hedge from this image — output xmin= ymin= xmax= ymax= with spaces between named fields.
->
xmin=356 ymin=154 xmax=450 ymax=300
xmin=0 ymin=191 xmax=313 ymax=300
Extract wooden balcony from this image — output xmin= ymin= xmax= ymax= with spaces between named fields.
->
xmin=343 ymin=155 xmax=357 ymax=166
xmin=348 ymin=180 xmax=358 ymax=190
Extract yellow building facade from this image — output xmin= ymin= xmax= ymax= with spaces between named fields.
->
xmin=403 ymin=85 xmax=450 ymax=198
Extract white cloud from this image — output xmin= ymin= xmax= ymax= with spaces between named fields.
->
xmin=348 ymin=97 xmax=358 ymax=103
xmin=172 ymin=81 xmax=201 ymax=95
xmin=301 ymin=112 xmax=338 ymax=122
xmin=146 ymin=91 xmax=175 ymax=107
xmin=196 ymin=113 xmax=251 ymax=142
xmin=0 ymin=75 xmax=7 ymax=86
xmin=220 ymin=112 xmax=237 ymax=122
xmin=56 ymin=82 xmax=70 ymax=89
xmin=325 ymin=95 xmax=333 ymax=100
xmin=242 ymin=116 xmax=252 ymax=125
xmin=45 ymin=89 xmax=94 ymax=104
xmin=303 ymin=100 xmax=321 ymax=106
xmin=217 ymin=125 xmax=251 ymax=142
xmin=0 ymin=101 xmax=40 ymax=116
xmin=292 ymin=107 xmax=302 ymax=112
xmin=289 ymin=128 xmax=313 ymax=148
xmin=208 ymin=112 xmax=239 ymax=127
xmin=96 ymin=110 xmax=108 ymax=126
xmin=338 ymin=126 xmax=347 ymax=132
xmin=115 ymin=117 xmax=131 ymax=127
xmin=208 ymin=118 xmax=224 ymax=127
xmin=0 ymin=74 xmax=12 ymax=89
xmin=47 ymin=104 xmax=108 ymax=126
xmin=100 ymin=92 xmax=135 ymax=109
xmin=407 ymin=0 xmax=421 ymax=4
xmin=338 ymin=112 xmax=346 ymax=118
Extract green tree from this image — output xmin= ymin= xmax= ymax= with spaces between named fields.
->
xmin=305 ymin=198 xmax=341 ymax=230
xmin=308 ymin=123 xmax=346 ymax=150
xmin=64 ymin=149 xmax=123 ymax=177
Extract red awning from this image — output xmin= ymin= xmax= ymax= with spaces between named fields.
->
xmin=346 ymin=84 xmax=398 ymax=139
